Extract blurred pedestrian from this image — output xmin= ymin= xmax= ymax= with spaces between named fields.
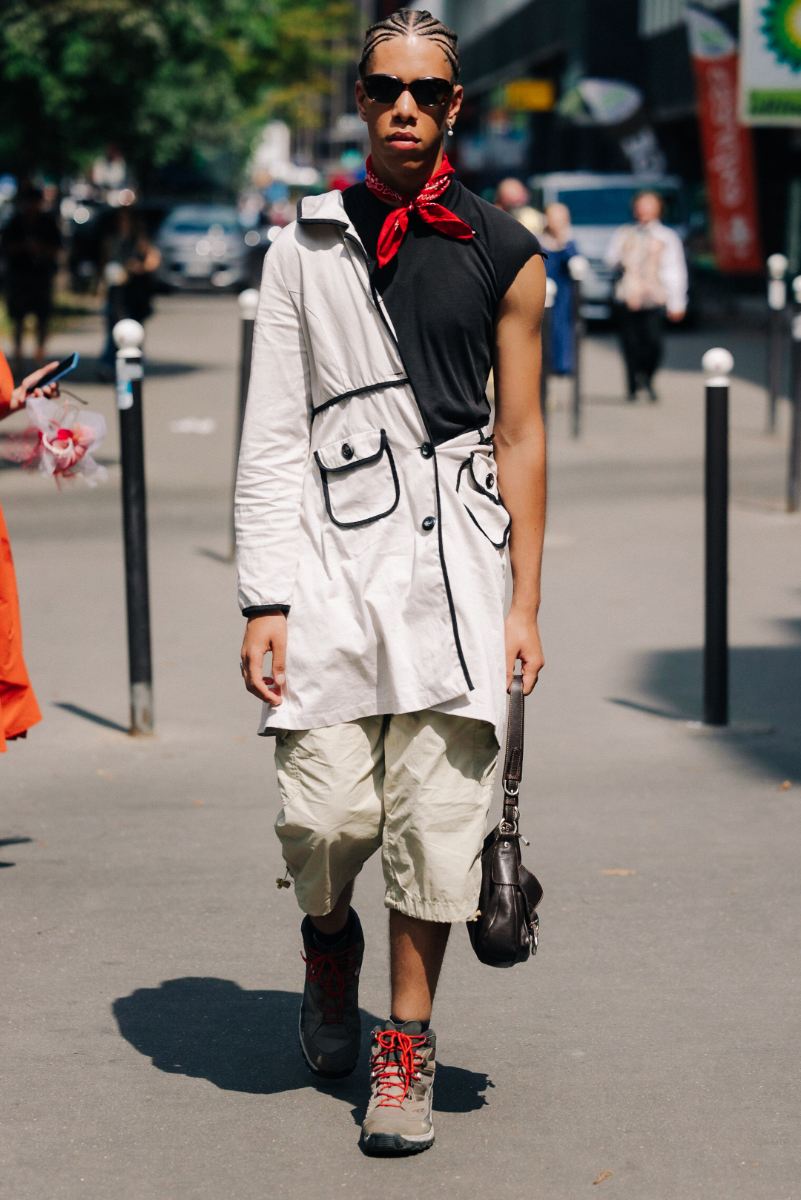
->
xmin=100 ymin=210 xmax=161 ymax=371
xmin=495 ymin=177 xmax=545 ymax=236
xmin=541 ymin=202 xmax=578 ymax=375
xmin=604 ymin=190 xmax=687 ymax=401
xmin=0 ymin=187 xmax=62 ymax=376
xmin=0 ymin=353 xmax=59 ymax=749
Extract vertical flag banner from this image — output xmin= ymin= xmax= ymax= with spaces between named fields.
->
xmin=741 ymin=0 xmax=801 ymax=123
xmin=688 ymin=6 xmax=763 ymax=272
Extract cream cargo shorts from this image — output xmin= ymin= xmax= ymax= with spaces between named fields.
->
xmin=274 ymin=709 xmax=498 ymax=923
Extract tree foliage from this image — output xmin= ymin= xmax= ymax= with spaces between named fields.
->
xmin=0 ymin=0 xmax=357 ymax=181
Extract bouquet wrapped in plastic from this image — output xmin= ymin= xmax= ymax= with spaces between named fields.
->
xmin=1 ymin=395 xmax=107 ymax=487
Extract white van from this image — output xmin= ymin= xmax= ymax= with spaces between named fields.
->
xmin=528 ymin=172 xmax=688 ymax=319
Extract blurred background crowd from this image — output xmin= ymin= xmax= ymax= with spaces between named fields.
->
xmin=0 ymin=0 xmax=795 ymax=371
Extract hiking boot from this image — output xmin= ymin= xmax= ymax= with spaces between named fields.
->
xmin=361 ymin=1019 xmax=436 ymax=1155
xmin=299 ymin=909 xmax=363 ymax=1079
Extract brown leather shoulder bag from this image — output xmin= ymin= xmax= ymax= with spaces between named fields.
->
xmin=467 ymin=674 xmax=543 ymax=968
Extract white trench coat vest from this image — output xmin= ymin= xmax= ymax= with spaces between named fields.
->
xmin=235 ymin=190 xmax=510 ymax=745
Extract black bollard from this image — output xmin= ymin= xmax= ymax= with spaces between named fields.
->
xmin=540 ymin=277 xmax=555 ymax=430
xmin=701 ymin=348 xmax=733 ymax=727
xmin=114 ymin=319 xmax=153 ymax=735
xmin=568 ymin=254 xmax=589 ymax=440
xmin=766 ymin=253 xmax=788 ymax=434
xmin=789 ymin=285 xmax=801 ymax=513
xmin=230 ymin=288 xmax=259 ymax=559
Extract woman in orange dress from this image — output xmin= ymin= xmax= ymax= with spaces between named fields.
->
xmin=0 ymin=352 xmax=57 ymax=750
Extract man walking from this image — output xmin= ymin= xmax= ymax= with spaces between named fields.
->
xmin=236 ymin=8 xmax=546 ymax=1155
xmin=1 ymin=187 xmax=62 ymax=375
xmin=604 ymin=190 xmax=687 ymax=401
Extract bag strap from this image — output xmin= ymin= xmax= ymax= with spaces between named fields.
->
xmin=502 ymin=674 xmax=524 ymax=827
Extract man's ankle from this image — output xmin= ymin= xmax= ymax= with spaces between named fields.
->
xmin=390 ymin=1014 xmax=430 ymax=1032
xmin=307 ymin=906 xmax=358 ymax=947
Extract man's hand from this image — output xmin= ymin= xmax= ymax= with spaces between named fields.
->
xmin=240 ymin=613 xmax=287 ymax=705
xmin=504 ymin=606 xmax=544 ymax=695
xmin=667 ymin=309 xmax=685 ymax=323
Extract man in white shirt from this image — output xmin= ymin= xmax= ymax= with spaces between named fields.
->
xmin=604 ymin=190 xmax=688 ymax=401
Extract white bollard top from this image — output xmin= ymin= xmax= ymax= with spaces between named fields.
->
xmin=544 ymin=277 xmax=557 ymax=308
xmin=767 ymin=253 xmax=789 ymax=280
xmin=792 ymin=275 xmax=801 ymax=304
xmin=702 ymin=347 xmax=734 ymax=386
xmin=238 ymin=288 xmax=259 ymax=321
xmin=567 ymin=254 xmax=590 ymax=282
xmin=113 ymin=318 xmax=145 ymax=355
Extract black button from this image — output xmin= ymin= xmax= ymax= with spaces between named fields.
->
xmin=485 ymin=474 xmax=495 ymax=489
xmin=341 ymin=443 xmax=354 ymax=460
xmin=420 ymin=442 xmax=434 ymax=458
xmin=422 ymin=516 xmax=436 ymax=531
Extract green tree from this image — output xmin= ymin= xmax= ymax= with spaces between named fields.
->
xmin=0 ymin=0 xmax=357 ymax=184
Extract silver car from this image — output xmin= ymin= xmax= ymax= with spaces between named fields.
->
xmin=156 ymin=204 xmax=248 ymax=290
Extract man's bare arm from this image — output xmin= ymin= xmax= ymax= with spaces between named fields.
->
xmin=492 ymin=253 xmax=547 ymax=694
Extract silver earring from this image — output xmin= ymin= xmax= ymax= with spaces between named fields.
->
xmin=447 ymin=122 xmax=454 ymax=137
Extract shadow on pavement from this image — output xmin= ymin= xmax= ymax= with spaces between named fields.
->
xmin=70 ymin=355 xmax=200 ymax=382
xmin=195 ymin=547 xmax=234 ymax=565
xmin=661 ymin=331 xmax=771 ymax=391
xmin=54 ymin=702 xmax=129 ymax=734
xmin=623 ymin=617 xmax=801 ymax=779
xmin=0 ymin=836 xmax=33 ymax=868
xmin=114 ymin=978 xmax=326 ymax=1096
xmin=113 ymin=977 xmax=494 ymax=1114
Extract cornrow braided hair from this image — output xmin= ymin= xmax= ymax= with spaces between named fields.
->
xmin=359 ymin=8 xmax=459 ymax=82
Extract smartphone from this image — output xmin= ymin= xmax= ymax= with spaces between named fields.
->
xmin=26 ymin=352 xmax=80 ymax=394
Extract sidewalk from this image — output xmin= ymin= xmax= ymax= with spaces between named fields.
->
xmin=1 ymin=299 xmax=799 ymax=1199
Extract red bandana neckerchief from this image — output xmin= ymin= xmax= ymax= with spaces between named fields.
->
xmin=364 ymin=154 xmax=473 ymax=268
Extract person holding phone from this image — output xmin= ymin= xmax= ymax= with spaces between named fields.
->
xmin=0 ymin=353 xmax=60 ymax=750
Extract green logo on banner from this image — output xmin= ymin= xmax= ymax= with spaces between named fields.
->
xmin=763 ymin=0 xmax=801 ymax=70
xmin=749 ymin=87 xmax=801 ymax=113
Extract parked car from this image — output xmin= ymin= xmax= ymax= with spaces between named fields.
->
xmin=156 ymin=204 xmax=248 ymax=291
xmin=528 ymin=172 xmax=688 ymax=319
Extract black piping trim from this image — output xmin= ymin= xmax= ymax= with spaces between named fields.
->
xmin=314 ymin=428 xmax=400 ymax=529
xmin=457 ymin=452 xmax=506 ymax=504
xmin=464 ymin=504 xmax=511 ymax=552
xmin=456 ymin=452 xmax=512 ymax=551
xmin=243 ymin=604 xmax=290 ymax=617
xmin=312 ymin=377 xmax=409 ymax=417
xmin=365 ymin=270 xmax=473 ymax=692
xmin=296 ymin=198 xmax=349 ymax=227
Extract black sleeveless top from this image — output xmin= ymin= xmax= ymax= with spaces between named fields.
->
xmin=343 ymin=179 xmax=541 ymax=446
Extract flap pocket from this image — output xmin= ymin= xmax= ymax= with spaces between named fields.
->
xmin=314 ymin=428 xmax=400 ymax=529
xmin=457 ymin=451 xmax=511 ymax=549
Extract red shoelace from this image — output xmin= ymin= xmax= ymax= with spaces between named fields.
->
xmin=370 ymin=1029 xmax=427 ymax=1107
xmin=301 ymin=944 xmax=360 ymax=1024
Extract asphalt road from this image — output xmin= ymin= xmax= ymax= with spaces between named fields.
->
xmin=2 ymin=297 xmax=800 ymax=1199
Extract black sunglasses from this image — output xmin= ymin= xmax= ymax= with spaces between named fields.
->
xmin=362 ymin=74 xmax=453 ymax=107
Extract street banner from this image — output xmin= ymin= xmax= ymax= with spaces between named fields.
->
xmin=687 ymin=6 xmax=763 ymax=272
xmin=741 ymin=0 xmax=801 ymax=124
xmin=557 ymin=78 xmax=667 ymax=172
